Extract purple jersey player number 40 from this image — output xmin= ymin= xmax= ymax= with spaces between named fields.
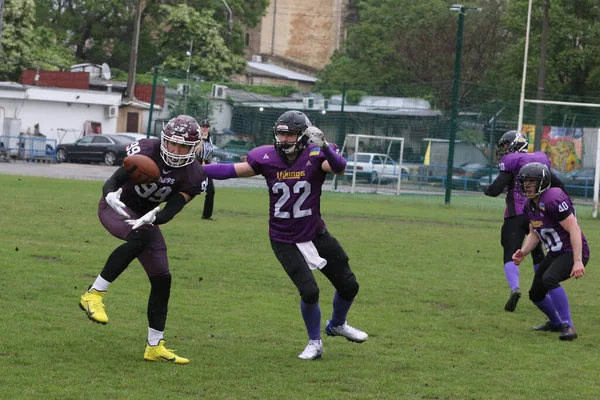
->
xmin=203 ymin=110 xmax=368 ymax=360
xmin=513 ymin=162 xmax=590 ymax=341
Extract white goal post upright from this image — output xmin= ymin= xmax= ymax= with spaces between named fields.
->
xmin=332 ymin=134 xmax=405 ymax=195
xmin=517 ymin=97 xmax=600 ymax=218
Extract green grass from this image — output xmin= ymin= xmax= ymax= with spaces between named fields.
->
xmin=0 ymin=174 xmax=598 ymax=399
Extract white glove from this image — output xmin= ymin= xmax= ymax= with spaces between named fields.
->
xmin=105 ymin=188 xmax=130 ymax=218
xmin=305 ymin=126 xmax=328 ymax=148
xmin=125 ymin=206 xmax=160 ymax=230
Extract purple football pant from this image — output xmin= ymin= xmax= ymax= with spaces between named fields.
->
xmin=98 ymin=198 xmax=169 ymax=277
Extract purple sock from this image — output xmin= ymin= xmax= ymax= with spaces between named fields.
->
xmin=533 ymin=263 xmax=539 ymax=273
xmin=331 ymin=291 xmax=353 ymax=327
xmin=504 ymin=262 xmax=520 ymax=291
xmin=300 ymin=300 xmax=321 ymax=340
xmin=533 ymin=297 xmax=562 ymax=327
xmin=549 ymin=286 xmax=572 ymax=327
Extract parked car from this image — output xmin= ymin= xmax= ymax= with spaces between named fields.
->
xmin=451 ymin=162 xmax=493 ymax=191
xmin=115 ymin=133 xmax=155 ymax=142
xmin=211 ymin=145 xmax=247 ymax=164
xmin=561 ymin=167 xmax=596 ymax=197
xmin=219 ymin=139 xmax=257 ymax=162
xmin=56 ymin=134 xmax=137 ymax=166
xmin=345 ymin=152 xmax=409 ymax=184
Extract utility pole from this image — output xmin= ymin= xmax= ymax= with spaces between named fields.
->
xmin=534 ymin=0 xmax=550 ymax=151
xmin=126 ymin=0 xmax=146 ymax=100
xmin=146 ymin=66 xmax=158 ymax=138
xmin=221 ymin=0 xmax=233 ymax=50
xmin=445 ymin=5 xmax=481 ymax=205
xmin=184 ymin=39 xmax=193 ymax=115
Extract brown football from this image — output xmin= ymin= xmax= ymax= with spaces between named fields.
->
xmin=123 ymin=154 xmax=160 ymax=184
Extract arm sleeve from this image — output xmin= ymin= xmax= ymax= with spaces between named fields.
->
xmin=102 ymin=166 xmax=130 ymax=197
xmin=154 ymin=193 xmax=187 ymax=225
xmin=202 ymin=163 xmax=238 ymax=180
xmin=322 ymin=145 xmax=347 ymax=173
xmin=484 ymin=171 xmax=512 ymax=197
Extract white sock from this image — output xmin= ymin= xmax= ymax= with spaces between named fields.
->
xmin=90 ymin=275 xmax=110 ymax=292
xmin=147 ymin=327 xmax=164 ymax=346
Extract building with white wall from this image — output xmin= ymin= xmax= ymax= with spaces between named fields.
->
xmin=0 ymin=82 xmax=122 ymax=144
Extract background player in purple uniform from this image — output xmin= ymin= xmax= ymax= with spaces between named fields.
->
xmin=513 ymin=162 xmax=589 ymax=340
xmin=202 ymin=110 xmax=367 ymax=360
xmin=79 ymin=115 xmax=207 ymax=364
xmin=484 ymin=131 xmax=567 ymax=313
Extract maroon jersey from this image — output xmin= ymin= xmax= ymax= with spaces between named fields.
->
xmin=119 ymin=139 xmax=207 ymax=214
xmin=499 ymin=151 xmax=551 ymax=218
xmin=522 ymin=187 xmax=590 ymax=258
xmin=246 ymin=143 xmax=337 ymax=243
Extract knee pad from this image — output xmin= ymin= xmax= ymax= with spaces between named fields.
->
xmin=528 ymin=287 xmax=546 ymax=303
xmin=299 ymin=281 xmax=319 ymax=304
xmin=542 ymin=274 xmax=560 ymax=291
xmin=337 ymin=275 xmax=359 ymax=301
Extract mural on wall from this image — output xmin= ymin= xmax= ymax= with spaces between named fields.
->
xmin=521 ymin=125 xmax=583 ymax=173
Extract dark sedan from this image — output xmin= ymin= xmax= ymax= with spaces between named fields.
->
xmin=211 ymin=145 xmax=246 ymax=164
xmin=56 ymin=134 xmax=135 ymax=166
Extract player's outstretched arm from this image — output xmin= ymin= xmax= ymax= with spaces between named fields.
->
xmin=484 ymin=171 xmax=512 ymax=197
xmin=103 ymin=167 xmax=132 ymax=218
xmin=202 ymin=162 xmax=257 ymax=179
xmin=102 ymin=166 xmax=130 ymax=197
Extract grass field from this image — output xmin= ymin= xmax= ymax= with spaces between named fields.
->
xmin=0 ymin=174 xmax=598 ymax=400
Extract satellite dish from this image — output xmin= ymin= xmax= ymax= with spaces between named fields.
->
xmin=101 ymin=63 xmax=111 ymax=80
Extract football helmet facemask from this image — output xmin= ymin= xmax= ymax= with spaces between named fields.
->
xmin=517 ymin=162 xmax=551 ymax=199
xmin=496 ymin=130 xmax=529 ymax=160
xmin=273 ymin=110 xmax=311 ymax=162
xmin=160 ymin=115 xmax=202 ymax=167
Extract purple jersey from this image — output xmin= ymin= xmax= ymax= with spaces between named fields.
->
xmin=246 ymin=144 xmax=334 ymax=243
xmin=119 ymin=139 xmax=207 ymax=214
xmin=499 ymin=151 xmax=551 ymax=218
xmin=523 ymin=188 xmax=590 ymax=258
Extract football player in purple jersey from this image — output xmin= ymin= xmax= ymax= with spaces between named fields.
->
xmin=79 ymin=115 xmax=207 ymax=364
xmin=513 ymin=162 xmax=589 ymax=340
xmin=484 ymin=130 xmax=567 ymax=313
xmin=202 ymin=110 xmax=367 ymax=360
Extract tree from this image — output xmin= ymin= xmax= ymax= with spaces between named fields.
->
xmin=317 ymin=0 xmax=512 ymax=111
xmin=157 ymin=4 xmax=245 ymax=81
xmin=0 ymin=0 xmax=37 ymax=80
xmin=501 ymin=0 xmax=600 ymax=98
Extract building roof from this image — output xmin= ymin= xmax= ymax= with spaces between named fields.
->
xmin=0 ymin=82 xmax=27 ymax=91
xmin=223 ymin=88 xmax=293 ymax=103
xmin=120 ymin=98 xmax=162 ymax=110
xmin=237 ymin=100 xmax=442 ymax=117
xmin=247 ymin=62 xmax=318 ymax=83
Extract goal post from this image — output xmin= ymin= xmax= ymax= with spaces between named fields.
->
xmin=518 ymin=98 xmax=600 ymax=217
xmin=331 ymin=134 xmax=405 ymax=195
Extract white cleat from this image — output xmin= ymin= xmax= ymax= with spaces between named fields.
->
xmin=298 ymin=339 xmax=323 ymax=360
xmin=325 ymin=320 xmax=368 ymax=343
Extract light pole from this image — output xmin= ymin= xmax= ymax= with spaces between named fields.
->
xmin=444 ymin=4 xmax=481 ymax=205
xmin=220 ymin=0 xmax=233 ymax=50
xmin=183 ymin=39 xmax=193 ymax=114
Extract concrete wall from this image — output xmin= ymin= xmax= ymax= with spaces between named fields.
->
xmin=258 ymin=0 xmax=346 ymax=71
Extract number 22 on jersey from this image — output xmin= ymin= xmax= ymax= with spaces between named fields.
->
xmin=272 ymin=181 xmax=312 ymax=219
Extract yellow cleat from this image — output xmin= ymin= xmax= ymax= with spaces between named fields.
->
xmin=79 ymin=289 xmax=109 ymax=324
xmin=144 ymin=340 xmax=190 ymax=365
